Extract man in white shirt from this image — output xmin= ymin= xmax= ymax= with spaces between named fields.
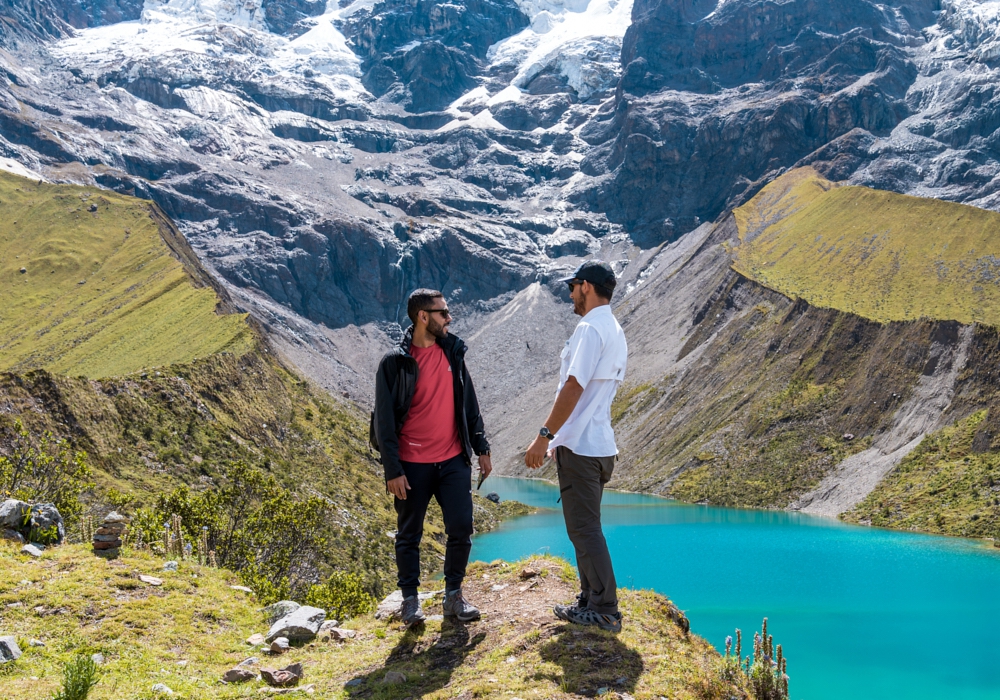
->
xmin=525 ymin=260 xmax=628 ymax=633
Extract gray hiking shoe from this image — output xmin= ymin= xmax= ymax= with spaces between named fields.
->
xmin=400 ymin=595 xmax=426 ymax=626
xmin=564 ymin=606 xmax=622 ymax=633
xmin=553 ymin=594 xmax=588 ymax=622
xmin=442 ymin=589 xmax=480 ymax=622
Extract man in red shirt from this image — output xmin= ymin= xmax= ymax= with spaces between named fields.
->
xmin=373 ymin=289 xmax=492 ymax=625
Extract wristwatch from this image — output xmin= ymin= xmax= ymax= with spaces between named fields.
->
xmin=539 ymin=426 xmax=554 ymax=440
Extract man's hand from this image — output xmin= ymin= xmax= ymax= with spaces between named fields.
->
xmin=478 ymin=453 xmax=493 ymax=478
xmin=386 ymin=475 xmax=411 ymax=500
xmin=524 ymin=435 xmax=549 ymax=469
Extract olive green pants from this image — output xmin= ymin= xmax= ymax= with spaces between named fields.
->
xmin=555 ymin=446 xmax=618 ymax=615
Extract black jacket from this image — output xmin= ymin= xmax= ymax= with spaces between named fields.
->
xmin=371 ymin=327 xmax=490 ymax=481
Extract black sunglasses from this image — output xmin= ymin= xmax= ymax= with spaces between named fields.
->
xmin=425 ymin=308 xmax=452 ymax=318
xmin=566 ymin=279 xmax=583 ymax=289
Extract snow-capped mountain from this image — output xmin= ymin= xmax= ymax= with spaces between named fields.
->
xmin=6 ymin=0 xmax=1000 ymax=376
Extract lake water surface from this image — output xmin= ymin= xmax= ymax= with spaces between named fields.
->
xmin=470 ymin=477 xmax=1000 ymax=700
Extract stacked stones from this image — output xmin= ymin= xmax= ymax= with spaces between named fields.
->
xmin=92 ymin=511 xmax=129 ymax=558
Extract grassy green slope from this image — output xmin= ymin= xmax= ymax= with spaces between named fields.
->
xmin=732 ymin=168 xmax=1000 ymax=326
xmin=0 ymin=547 xmax=738 ymax=700
xmin=0 ymin=170 xmax=251 ymax=378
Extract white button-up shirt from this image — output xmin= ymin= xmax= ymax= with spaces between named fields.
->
xmin=550 ymin=305 xmax=628 ymax=457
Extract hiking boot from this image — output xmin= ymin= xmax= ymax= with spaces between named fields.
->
xmin=553 ymin=594 xmax=588 ymax=622
xmin=564 ymin=606 xmax=623 ymax=633
xmin=442 ymin=589 xmax=480 ymax=622
xmin=400 ymin=595 xmax=426 ymax=626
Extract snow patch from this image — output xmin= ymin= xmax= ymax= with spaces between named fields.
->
xmin=437 ymin=109 xmax=509 ymax=133
xmin=0 ymin=157 xmax=45 ymax=181
xmin=487 ymin=0 xmax=634 ymax=100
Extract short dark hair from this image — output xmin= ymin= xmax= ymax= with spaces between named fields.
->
xmin=593 ymin=283 xmax=613 ymax=301
xmin=407 ymin=288 xmax=444 ymax=324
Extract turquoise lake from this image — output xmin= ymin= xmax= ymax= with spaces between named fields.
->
xmin=469 ymin=477 xmax=1000 ymax=700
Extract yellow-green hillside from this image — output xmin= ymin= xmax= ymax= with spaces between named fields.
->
xmin=732 ymin=167 xmax=1000 ymax=325
xmin=0 ymin=548 xmax=743 ymax=700
xmin=0 ymin=170 xmax=251 ymax=378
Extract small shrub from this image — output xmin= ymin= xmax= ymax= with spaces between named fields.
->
xmin=51 ymin=654 xmax=99 ymax=700
xmin=0 ymin=419 xmax=92 ymax=526
xmin=307 ymin=570 xmax=377 ymax=620
xmin=720 ymin=618 xmax=789 ymax=700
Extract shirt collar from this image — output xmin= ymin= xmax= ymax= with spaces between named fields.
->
xmin=582 ymin=304 xmax=613 ymax=321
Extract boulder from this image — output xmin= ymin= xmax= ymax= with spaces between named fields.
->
xmin=0 ymin=500 xmax=29 ymax=529
xmin=28 ymin=503 xmax=64 ymax=545
xmin=222 ymin=667 xmax=256 ymax=683
xmin=266 ymin=606 xmax=325 ymax=642
xmin=485 ymin=492 xmax=500 ymax=504
xmin=264 ymin=600 xmax=300 ymax=624
xmin=270 ymin=637 xmax=290 ymax=654
xmin=21 ymin=544 xmax=43 ymax=558
xmin=0 ymin=636 xmax=22 ymax=663
xmin=261 ymin=662 xmax=303 ymax=687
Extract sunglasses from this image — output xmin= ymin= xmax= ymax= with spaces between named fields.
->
xmin=566 ymin=279 xmax=583 ymax=289
xmin=425 ymin=308 xmax=452 ymax=318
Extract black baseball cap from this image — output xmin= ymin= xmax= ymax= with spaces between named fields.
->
xmin=559 ymin=260 xmax=617 ymax=290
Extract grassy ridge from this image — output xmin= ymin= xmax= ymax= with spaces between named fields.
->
xmin=732 ymin=168 xmax=1000 ymax=326
xmin=0 ymin=170 xmax=251 ymax=378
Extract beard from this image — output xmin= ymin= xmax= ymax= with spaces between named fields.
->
xmin=572 ymin=296 xmax=585 ymax=316
xmin=427 ymin=316 xmax=450 ymax=339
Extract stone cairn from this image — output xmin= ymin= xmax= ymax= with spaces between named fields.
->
xmin=92 ymin=511 xmax=129 ymax=558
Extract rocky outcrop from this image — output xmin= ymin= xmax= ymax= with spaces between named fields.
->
xmin=339 ymin=0 xmax=529 ymax=111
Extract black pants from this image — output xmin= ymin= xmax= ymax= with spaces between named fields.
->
xmin=555 ymin=446 xmax=619 ymax=615
xmin=394 ymin=453 xmax=473 ymax=598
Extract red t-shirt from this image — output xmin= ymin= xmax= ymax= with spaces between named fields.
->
xmin=398 ymin=343 xmax=463 ymax=463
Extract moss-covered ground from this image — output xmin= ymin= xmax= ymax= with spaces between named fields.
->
xmin=843 ymin=411 xmax=1000 ymax=539
xmin=0 ymin=547 xmax=739 ymax=700
xmin=0 ymin=170 xmax=251 ymax=378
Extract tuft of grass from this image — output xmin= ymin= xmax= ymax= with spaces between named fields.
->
xmin=732 ymin=167 xmax=1000 ymax=326
xmin=51 ymin=654 xmax=99 ymax=700
xmin=0 ymin=170 xmax=251 ymax=379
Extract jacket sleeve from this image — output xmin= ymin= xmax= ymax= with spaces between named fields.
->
xmin=374 ymin=356 xmax=405 ymax=481
xmin=462 ymin=361 xmax=490 ymax=456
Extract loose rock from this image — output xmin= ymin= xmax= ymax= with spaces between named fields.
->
xmin=151 ymin=682 xmax=174 ymax=695
xmin=2 ymin=529 xmax=24 ymax=543
xmin=223 ymin=668 xmax=257 ymax=683
xmin=261 ymin=662 xmax=303 ymax=687
xmin=247 ymin=633 xmax=266 ymax=646
xmin=485 ymin=492 xmax=500 ymax=504
xmin=21 ymin=544 xmax=42 ymax=558
xmin=230 ymin=585 xmax=253 ymax=593
xmin=29 ymin=639 xmax=44 ymax=647
xmin=320 ymin=627 xmax=356 ymax=642
xmin=266 ymin=606 xmax=325 ymax=642
xmin=0 ymin=636 xmax=22 ymax=663
xmin=383 ymin=670 xmax=406 ymax=684
xmin=270 ymin=637 xmax=290 ymax=654
xmin=139 ymin=575 xmax=163 ymax=586
xmin=519 ymin=567 xmax=539 ymax=579
xmin=91 ymin=653 xmax=104 ymax=665
xmin=163 ymin=561 xmax=178 ymax=572
xmin=238 ymin=656 xmax=259 ymax=668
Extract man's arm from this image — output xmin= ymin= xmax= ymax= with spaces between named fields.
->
xmin=524 ymin=375 xmax=584 ymax=469
xmin=375 ymin=357 xmax=409 ymax=498
xmin=462 ymin=362 xmax=493 ymax=477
